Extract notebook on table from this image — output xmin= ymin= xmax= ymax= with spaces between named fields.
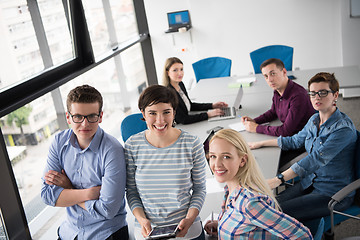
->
xmin=208 ymin=86 xmax=243 ymax=122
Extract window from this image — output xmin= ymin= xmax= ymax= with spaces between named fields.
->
xmin=0 ymin=0 xmax=74 ymax=91
xmin=0 ymin=208 xmax=9 ymax=239
xmin=82 ymin=0 xmax=139 ymax=60
xmin=110 ymin=0 xmax=139 ymax=42
xmin=1 ymin=47 xmax=146 ymax=237
xmin=1 ymin=98 xmax=58 ymax=222
xmin=59 ymin=47 xmax=146 ymax=139
xmin=0 ymin=0 xmax=154 ymax=239
xmin=38 ymin=0 xmax=74 ymax=66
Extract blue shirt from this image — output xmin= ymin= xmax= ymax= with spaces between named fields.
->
xmin=278 ymin=109 xmax=357 ymax=197
xmin=41 ymin=127 xmax=127 ymax=240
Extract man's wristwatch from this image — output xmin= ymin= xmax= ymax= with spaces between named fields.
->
xmin=276 ymin=173 xmax=285 ymax=184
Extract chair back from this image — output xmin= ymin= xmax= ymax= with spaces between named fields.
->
xmin=192 ymin=57 xmax=232 ymax=82
xmin=313 ymin=217 xmax=325 ymax=240
xmin=249 ymin=45 xmax=293 ymax=74
xmin=354 ymin=130 xmax=360 ymax=205
xmin=120 ymin=113 xmax=147 ymax=143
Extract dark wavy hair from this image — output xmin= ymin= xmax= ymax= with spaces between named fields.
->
xmin=138 ymin=85 xmax=178 ymax=112
xmin=260 ymin=58 xmax=285 ymax=72
xmin=308 ymin=72 xmax=339 ymax=92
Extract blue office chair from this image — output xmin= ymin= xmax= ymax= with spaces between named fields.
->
xmin=120 ymin=113 xmax=147 ymax=143
xmin=288 ymin=131 xmax=359 ymax=239
xmin=192 ymin=57 xmax=232 ymax=82
xmin=249 ymin=45 xmax=293 ymax=74
xmin=322 ymin=130 xmax=360 ymax=239
xmin=314 ymin=217 xmax=325 ymax=240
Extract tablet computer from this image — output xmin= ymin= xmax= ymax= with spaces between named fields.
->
xmin=145 ymin=223 xmax=179 ymax=240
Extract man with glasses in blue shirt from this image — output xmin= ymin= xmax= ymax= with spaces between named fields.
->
xmin=41 ymin=85 xmax=128 ymax=240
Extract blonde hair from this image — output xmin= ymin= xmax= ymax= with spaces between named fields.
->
xmin=210 ymin=129 xmax=280 ymax=210
xmin=162 ymin=57 xmax=183 ymax=86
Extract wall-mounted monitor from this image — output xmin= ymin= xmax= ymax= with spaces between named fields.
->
xmin=165 ymin=10 xmax=191 ymax=33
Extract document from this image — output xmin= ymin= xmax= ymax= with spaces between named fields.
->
xmin=228 ymin=121 xmax=246 ymax=132
xmin=236 ymin=76 xmax=256 ymax=85
xmin=228 ymin=76 xmax=256 ymax=88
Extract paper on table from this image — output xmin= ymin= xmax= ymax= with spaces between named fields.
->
xmin=236 ymin=76 xmax=256 ymax=84
xmin=228 ymin=77 xmax=256 ymax=88
xmin=228 ymin=121 xmax=246 ymax=132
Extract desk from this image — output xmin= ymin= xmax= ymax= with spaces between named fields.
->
xmin=179 ymin=76 xmax=281 ymax=234
xmin=179 ymin=65 xmax=360 ymax=238
xmin=189 ymin=65 xmax=360 ymax=98
xmin=180 ymin=76 xmax=280 ymax=179
xmin=182 ymin=65 xmax=360 ymax=152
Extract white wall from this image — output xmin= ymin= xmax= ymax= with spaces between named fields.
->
xmin=341 ymin=0 xmax=360 ymax=67
xmin=144 ymin=0 xmax=358 ymax=87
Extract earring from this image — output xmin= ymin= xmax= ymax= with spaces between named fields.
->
xmin=172 ymin=119 xmax=176 ymax=127
xmin=333 ymin=99 xmax=337 ymax=106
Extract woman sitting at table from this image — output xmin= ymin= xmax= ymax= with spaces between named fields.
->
xmin=125 ymin=85 xmax=207 ymax=240
xmin=163 ymin=57 xmax=228 ymax=124
xmin=249 ymin=72 xmax=357 ymax=232
xmin=204 ymin=129 xmax=312 ymax=239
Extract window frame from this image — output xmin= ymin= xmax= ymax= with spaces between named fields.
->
xmin=0 ymin=0 xmax=156 ymax=239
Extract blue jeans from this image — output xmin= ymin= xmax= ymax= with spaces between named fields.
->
xmin=277 ymin=183 xmax=353 ymax=233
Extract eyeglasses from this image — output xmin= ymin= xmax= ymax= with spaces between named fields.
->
xmin=308 ymin=90 xmax=335 ymax=98
xmin=68 ymin=112 xmax=100 ymax=123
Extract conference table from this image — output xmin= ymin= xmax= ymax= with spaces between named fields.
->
xmin=177 ymin=73 xmax=280 ymax=224
xmin=179 ymin=74 xmax=280 ymax=178
xmin=187 ymin=65 xmax=360 ymax=99
xmin=176 ymin=65 xmax=360 ymax=231
xmin=179 ymin=65 xmax=360 ymax=172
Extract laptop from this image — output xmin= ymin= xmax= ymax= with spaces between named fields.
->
xmin=165 ymin=10 xmax=192 ymax=33
xmin=203 ymin=130 xmax=215 ymax=175
xmin=208 ymin=86 xmax=243 ymax=122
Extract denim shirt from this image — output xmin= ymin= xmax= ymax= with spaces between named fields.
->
xmin=278 ymin=109 xmax=357 ymax=197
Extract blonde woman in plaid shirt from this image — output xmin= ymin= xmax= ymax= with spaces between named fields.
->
xmin=204 ymin=129 xmax=312 ymax=239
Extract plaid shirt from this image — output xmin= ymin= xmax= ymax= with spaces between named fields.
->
xmin=218 ymin=186 xmax=313 ymax=239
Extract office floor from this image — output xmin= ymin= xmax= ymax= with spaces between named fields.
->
xmin=333 ymin=217 xmax=360 ymax=239
xmin=337 ymin=96 xmax=360 ymax=131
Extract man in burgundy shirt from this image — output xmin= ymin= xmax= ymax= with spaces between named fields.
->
xmin=241 ymin=58 xmax=315 ymax=137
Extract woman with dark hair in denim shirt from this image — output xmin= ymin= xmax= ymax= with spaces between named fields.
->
xmin=249 ymin=72 xmax=357 ymax=233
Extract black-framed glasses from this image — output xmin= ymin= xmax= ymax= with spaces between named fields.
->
xmin=308 ymin=90 xmax=335 ymax=98
xmin=68 ymin=112 xmax=100 ymax=123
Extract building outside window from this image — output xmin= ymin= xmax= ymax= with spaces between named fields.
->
xmin=0 ymin=0 xmax=151 ymax=238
